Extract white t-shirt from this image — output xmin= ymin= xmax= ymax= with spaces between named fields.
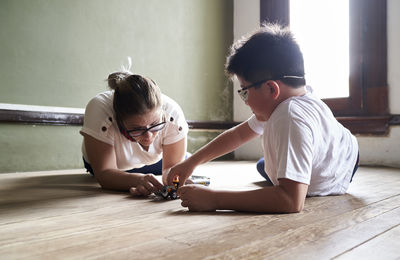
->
xmin=247 ymin=86 xmax=359 ymax=196
xmin=80 ymin=91 xmax=188 ymax=171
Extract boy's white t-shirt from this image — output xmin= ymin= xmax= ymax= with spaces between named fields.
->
xmin=247 ymin=86 xmax=359 ymax=196
xmin=80 ymin=91 xmax=188 ymax=171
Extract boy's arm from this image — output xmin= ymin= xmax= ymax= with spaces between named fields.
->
xmin=179 ymin=178 xmax=308 ymax=213
xmin=191 ymin=121 xmax=259 ymax=165
xmin=167 ymin=121 xmax=259 ymax=185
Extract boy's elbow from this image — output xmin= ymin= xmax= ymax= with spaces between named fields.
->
xmin=279 ymin=190 xmax=305 ymax=213
xmin=279 ymin=200 xmax=304 ymax=213
xmin=287 ymin=201 xmax=304 ymax=213
xmin=277 ymin=179 xmax=307 ymax=213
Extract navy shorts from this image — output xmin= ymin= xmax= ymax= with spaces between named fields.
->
xmin=83 ymin=152 xmax=190 ymax=176
xmin=83 ymin=157 xmax=162 ymax=175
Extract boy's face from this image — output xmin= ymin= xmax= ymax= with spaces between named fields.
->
xmin=237 ymin=76 xmax=277 ymax=121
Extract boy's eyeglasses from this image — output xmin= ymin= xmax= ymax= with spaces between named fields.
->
xmin=237 ymin=75 xmax=304 ymax=102
xmin=118 ymin=119 xmax=167 ymax=142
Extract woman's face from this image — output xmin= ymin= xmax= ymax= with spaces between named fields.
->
xmin=122 ymin=108 xmax=164 ymax=147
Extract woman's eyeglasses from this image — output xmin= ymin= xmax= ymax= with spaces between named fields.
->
xmin=237 ymin=76 xmax=304 ymax=102
xmin=118 ymin=118 xmax=167 ymax=142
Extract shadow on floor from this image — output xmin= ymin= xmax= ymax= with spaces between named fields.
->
xmin=0 ymin=172 xmax=129 ymax=217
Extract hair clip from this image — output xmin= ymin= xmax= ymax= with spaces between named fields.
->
xmin=121 ymin=56 xmax=133 ymax=74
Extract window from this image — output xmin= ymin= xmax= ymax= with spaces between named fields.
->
xmin=260 ymin=0 xmax=389 ymax=134
xmin=290 ymin=0 xmax=349 ymax=99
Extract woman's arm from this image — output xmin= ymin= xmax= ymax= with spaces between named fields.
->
xmin=83 ymin=133 xmax=162 ymax=193
xmin=161 ymin=137 xmax=187 ymax=184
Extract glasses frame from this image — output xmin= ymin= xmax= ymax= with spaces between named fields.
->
xmin=237 ymin=75 xmax=304 ymax=102
xmin=118 ymin=116 xmax=167 ymax=142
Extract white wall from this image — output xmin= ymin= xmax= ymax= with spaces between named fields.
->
xmin=233 ymin=0 xmax=264 ymax=160
xmin=388 ymin=0 xmax=400 ymax=114
xmin=233 ymin=0 xmax=400 ymax=168
xmin=358 ymin=0 xmax=400 ymax=168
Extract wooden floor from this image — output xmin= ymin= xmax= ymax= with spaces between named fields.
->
xmin=1 ymin=162 xmax=400 ymax=260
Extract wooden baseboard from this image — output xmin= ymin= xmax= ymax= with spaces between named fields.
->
xmin=0 ymin=104 xmax=398 ymax=134
xmin=337 ymin=116 xmax=392 ymax=135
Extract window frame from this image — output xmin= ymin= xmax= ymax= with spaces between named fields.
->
xmin=260 ymin=0 xmax=389 ymax=135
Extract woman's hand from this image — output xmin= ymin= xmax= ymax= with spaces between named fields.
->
xmin=129 ymin=174 xmax=163 ymax=196
xmin=178 ymin=185 xmax=217 ymax=212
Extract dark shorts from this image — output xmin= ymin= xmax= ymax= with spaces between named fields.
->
xmin=350 ymin=152 xmax=360 ymax=182
xmin=83 ymin=157 xmax=163 ymax=175
xmin=83 ymin=152 xmax=190 ymax=176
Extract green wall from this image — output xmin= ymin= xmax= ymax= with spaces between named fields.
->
xmin=0 ymin=124 xmax=83 ymax=172
xmin=0 ymin=0 xmax=233 ymax=173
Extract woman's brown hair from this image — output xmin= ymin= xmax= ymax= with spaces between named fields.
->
xmin=107 ymin=72 xmax=162 ymax=124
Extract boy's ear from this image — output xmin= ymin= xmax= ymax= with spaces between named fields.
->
xmin=267 ymin=81 xmax=280 ymax=99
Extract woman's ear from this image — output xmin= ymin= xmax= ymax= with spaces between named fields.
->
xmin=267 ymin=80 xmax=280 ymax=100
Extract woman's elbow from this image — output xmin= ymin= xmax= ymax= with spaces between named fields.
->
xmin=96 ymin=178 xmax=110 ymax=190
xmin=92 ymin=171 xmax=112 ymax=190
xmin=98 ymin=181 xmax=111 ymax=190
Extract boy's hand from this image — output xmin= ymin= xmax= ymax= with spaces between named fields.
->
xmin=178 ymin=185 xmax=217 ymax=212
xmin=130 ymin=174 xmax=163 ymax=196
xmin=166 ymin=160 xmax=195 ymax=186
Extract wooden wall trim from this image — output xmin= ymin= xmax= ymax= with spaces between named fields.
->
xmin=337 ymin=116 xmax=391 ymax=135
xmin=0 ymin=109 xmax=83 ymax=126
xmin=186 ymin=120 xmax=239 ymax=131
xmin=1 ymin=107 xmax=397 ymax=135
xmin=389 ymin=115 xmax=400 ymax=125
xmin=0 ymin=107 xmax=240 ymax=130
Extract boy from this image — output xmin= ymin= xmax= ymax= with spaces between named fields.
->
xmin=167 ymin=23 xmax=359 ymax=213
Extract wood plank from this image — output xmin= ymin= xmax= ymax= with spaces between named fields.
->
xmin=335 ymin=224 xmax=400 ymax=259
xmin=0 ymin=163 xmax=399 ymax=259
xmin=92 ymin=196 xmax=400 ymax=260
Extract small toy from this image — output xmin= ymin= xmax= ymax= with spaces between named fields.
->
xmin=189 ymin=175 xmax=210 ymax=186
xmin=157 ymin=176 xmax=180 ymax=200
xmin=155 ymin=175 xmax=211 ymax=200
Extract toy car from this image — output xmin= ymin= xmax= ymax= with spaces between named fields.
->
xmin=156 ymin=176 xmax=180 ymax=200
xmin=155 ymin=175 xmax=211 ymax=200
xmin=189 ymin=175 xmax=210 ymax=186
xmin=158 ymin=185 xmax=178 ymax=200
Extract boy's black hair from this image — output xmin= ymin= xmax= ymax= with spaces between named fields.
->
xmin=225 ymin=23 xmax=306 ymax=88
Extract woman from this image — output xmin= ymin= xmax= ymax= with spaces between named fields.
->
xmin=80 ymin=71 xmax=188 ymax=196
